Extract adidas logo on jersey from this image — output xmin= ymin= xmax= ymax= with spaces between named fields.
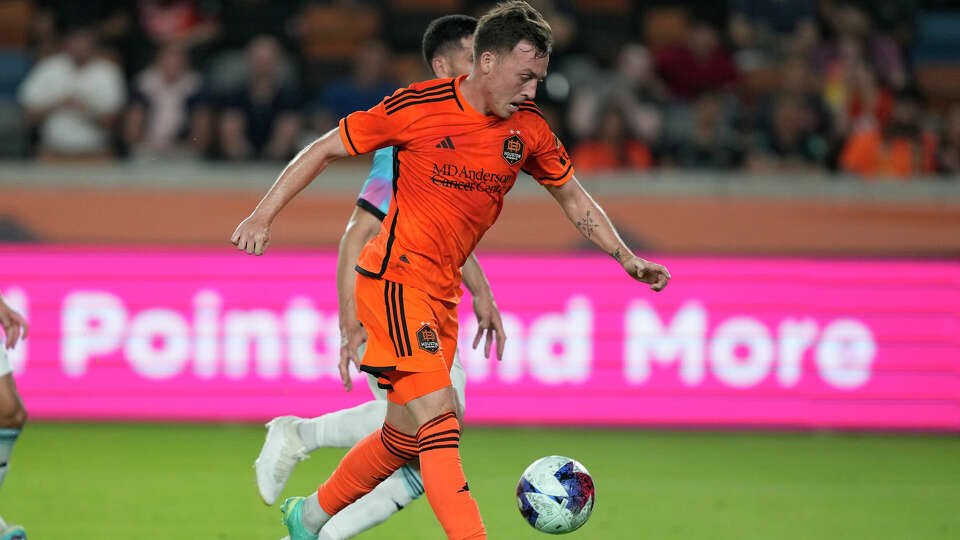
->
xmin=435 ymin=136 xmax=456 ymax=149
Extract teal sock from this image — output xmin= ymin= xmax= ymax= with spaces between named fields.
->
xmin=0 ymin=429 xmax=20 ymax=489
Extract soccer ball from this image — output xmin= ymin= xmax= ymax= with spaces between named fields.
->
xmin=516 ymin=455 xmax=596 ymax=534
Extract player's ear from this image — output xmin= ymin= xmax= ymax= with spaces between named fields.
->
xmin=479 ymin=50 xmax=495 ymax=75
xmin=431 ymin=56 xmax=447 ymax=78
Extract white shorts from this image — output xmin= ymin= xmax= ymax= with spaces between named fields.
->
xmin=362 ymin=343 xmax=467 ymax=414
xmin=0 ymin=348 xmax=10 ymax=377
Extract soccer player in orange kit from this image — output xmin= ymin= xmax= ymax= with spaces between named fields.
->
xmin=232 ymin=2 xmax=670 ymax=539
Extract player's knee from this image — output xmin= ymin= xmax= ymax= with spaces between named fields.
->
xmin=454 ymin=399 xmax=465 ymax=426
xmin=0 ymin=400 xmax=26 ymax=429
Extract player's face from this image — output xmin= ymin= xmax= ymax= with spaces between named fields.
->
xmin=484 ymin=40 xmax=548 ymax=118
xmin=446 ymin=36 xmax=475 ymax=78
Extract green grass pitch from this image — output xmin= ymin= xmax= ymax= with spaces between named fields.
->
xmin=2 ymin=423 xmax=958 ymax=539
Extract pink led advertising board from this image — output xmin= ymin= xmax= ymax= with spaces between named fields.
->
xmin=3 ymin=246 xmax=958 ymax=429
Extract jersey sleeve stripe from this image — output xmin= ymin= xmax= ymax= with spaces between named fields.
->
xmin=383 ymin=81 xmax=453 ymax=107
xmin=341 ymin=117 xmax=360 ymax=155
xmin=517 ymin=106 xmax=545 ymax=120
xmin=385 ymin=87 xmax=455 ymax=112
xmin=356 ymin=198 xmax=387 ymax=221
xmin=536 ymin=162 xmax=573 ymax=183
xmin=385 ymin=94 xmax=456 ymax=115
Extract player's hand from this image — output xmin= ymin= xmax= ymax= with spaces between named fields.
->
xmin=231 ymin=214 xmax=272 ymax=255
xmin=471 ymin=292 xmax=506 ymax=360
xmin=623 ymin=256 xmax=671 ymax=292
xmin=338 ymin=319 xmax=368 ymax=391
xmin=0 ymin=299 xmax=28 ymax=350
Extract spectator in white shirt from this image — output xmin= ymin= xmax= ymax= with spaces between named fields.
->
xmin=124 ymin=44 xmax=212 ymax=159
xmin=18 ymin=25 xmax=126 ymax=160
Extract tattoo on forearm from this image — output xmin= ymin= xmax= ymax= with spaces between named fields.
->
xmin=611 ymin=246 xmax=626 ymax=262
xmin=575 ymin=210 xmax=600 ymax=239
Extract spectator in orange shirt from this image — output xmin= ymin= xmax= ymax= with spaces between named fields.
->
xmin=571 ymin=105 xmax=653 ymax=175
xmin=840 ymin=89 xmax=936 ymax=179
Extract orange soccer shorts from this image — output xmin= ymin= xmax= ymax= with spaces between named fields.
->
xmin=355 ymin=273 xmax=458 ymax=405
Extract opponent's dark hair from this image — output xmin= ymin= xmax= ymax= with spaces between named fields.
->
xmin=474 ymin=0 xmax=553 ymax=60
xmin=422 ymin=15 xmax=479 ymax=67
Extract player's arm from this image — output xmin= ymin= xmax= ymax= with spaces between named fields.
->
xmin=231 ymin=127 xmax=350 ymax=255
xmin=545 ymin=177 xmax=670 ymax=292
xmin=0 ymin=293 xmax=28 ymax=350
xmin=336 ymin=207 xmax=381 ymax=390
xmin=461 ymin=254 xmax=506 ymax=360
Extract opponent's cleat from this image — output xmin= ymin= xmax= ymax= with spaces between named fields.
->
xmin=281 ymin=497 xmax=318 ymax=540
xmin=0 ymin=524 xmax=26 ymax=540
xmin=256 ymin=416 xmax=309 ymax=505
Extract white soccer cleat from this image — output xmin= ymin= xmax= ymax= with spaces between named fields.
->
xmin=255 ymin=416 xmax=309 ymax=506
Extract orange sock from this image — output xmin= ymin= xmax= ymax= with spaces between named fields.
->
xmin=316 ymin=422 xmax=416 ymax=515
xmin=417 ymin=412 xmax=486 ymax=540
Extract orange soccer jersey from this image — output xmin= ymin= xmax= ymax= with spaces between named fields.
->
xmin=339 ymin=74 xmax=573 ymax=304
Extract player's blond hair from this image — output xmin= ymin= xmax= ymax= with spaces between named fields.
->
xmin=474 ymin=0 xmax=553 ymax=59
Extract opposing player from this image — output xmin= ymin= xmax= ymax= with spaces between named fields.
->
xmin=252 ymin=15 xmax=506 ymax=540
xmin=0 ymin=293 xmax=29 ymax=540
xmin=232 ymin=2 xmax=670 ymax=538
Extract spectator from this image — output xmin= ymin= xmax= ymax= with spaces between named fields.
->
xmin=314 ymin=40 xmax=398 ymax=129
xmin=124 ymin=44 xmax=212 ymax=159
xmin=935 ymin=104 xmax=960 ymax=177
xmin=18 ymin=24 xmax=126 ymax=160
xmin=814 ymin=3 xmax=906 ymax=92
xmin=776 ymin=58 xmax=833 ymax=136
xmin=747 ymin=94 xmax=830 ymax=173
xmin=136 ymin=0 xmax=219 ymax=49
xmin=207 ymin=0 xmax=295 ymax=53
xmin=728 ymin=0 xmax=817 ymax=67
xmin=218 ymin=35 xmax=302 ymax=161
xmin=845 ymin=62 xmax=894 ymax=133
xmin=661 ymin=92 xmax=744 ymax=170
xmin=568 ymin=43 xmax=665 ymax=146
xmin=840 ymin=90 xmax=937 ymax=179
xmin=654 ymin=19 xmax=738 ymax=100
xmin=571 ymin=105 xmax=653 ymax=175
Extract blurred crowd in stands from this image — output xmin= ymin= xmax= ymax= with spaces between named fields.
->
xmin=2 ymin=0 xmax=960 ymax=179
